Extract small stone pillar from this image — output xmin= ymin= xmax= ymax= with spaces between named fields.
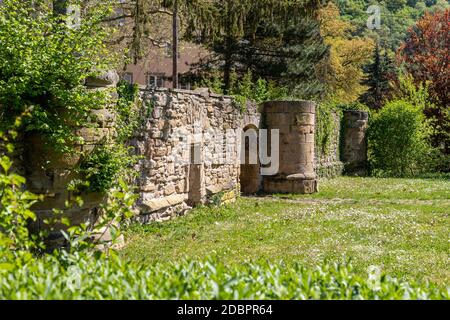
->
xmin=342 ymin=110 xmax=369 ymax=176
xmin=262 ymin=101 xmax=318 ymax=194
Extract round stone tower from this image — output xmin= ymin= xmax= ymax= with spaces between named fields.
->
xmin=262 ymin=101 xmax=318 ymax=194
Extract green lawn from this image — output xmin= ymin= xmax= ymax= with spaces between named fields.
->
xmin=121 ymin=177 xmax=450 ymax=287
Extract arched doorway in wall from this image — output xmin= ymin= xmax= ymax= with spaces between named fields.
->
xmin=240 ymin=125 xmax=261 ymax=195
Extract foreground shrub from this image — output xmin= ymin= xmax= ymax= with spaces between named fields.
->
xmin=0 ymin=256 xmax=448 ymax=300
xmin=368 ymin=100 xmax=436 ymax=177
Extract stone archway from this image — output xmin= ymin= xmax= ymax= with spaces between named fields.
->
xmin=240 ymin=125 xmax=261 ymax=195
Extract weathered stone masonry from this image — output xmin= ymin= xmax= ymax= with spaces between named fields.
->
xmin=21 ymin=79 xmax=369 ymax=230
xmin=342 ymin=110 xmax=369 ymax=176
xmin=24 ymin=73 xmax=120 ymax=242
xmin=131 ymin=88 xmax=261 ymax=222
xmin=315 ymin=111 xmax=345 ymax=179
xmin=263 ymin=101 xmax=318 ymax=194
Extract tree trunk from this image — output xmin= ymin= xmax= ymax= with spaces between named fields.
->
xmin=223 ymin=0 xmax=233 ymax=94
xmin=223 ymin=36 xmax=233 ymax=94
xmin=172 ymin=0 xmax=179 ymax=89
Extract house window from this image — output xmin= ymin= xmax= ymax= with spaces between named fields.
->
xmin=146 ymin=73 xmax=165 ymax=88
xmin=179 ymin=76 xmax=192 ymax=90
xmin=179 ymin=82 xmax=191 ymax=90
xmin=122 ymin=72 xmax=133 ymax=84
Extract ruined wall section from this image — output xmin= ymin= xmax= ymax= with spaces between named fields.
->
xmin=342 ymin=110 xmax=369 ymax=176
xmin=315 ymin=112 xmax=344 ymax=178
xmin=132 ymin=88 xmax=257 ymax=222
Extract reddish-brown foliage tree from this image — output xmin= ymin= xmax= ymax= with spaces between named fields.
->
xmin=397 ymin=9 xmax=450 ymax=155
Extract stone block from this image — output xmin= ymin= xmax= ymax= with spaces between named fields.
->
xmin=85 ymin=71 xmax=120 ymax=88
xmin=142 ymin=194 xmax=188 ymax=212
xmin=76 ymin=128 xmax=110 ymax=144
xmin=295 ymin=113 xmax=315 ymax=126
xmin=291 ymin=125 xmax=313 ymax=135
xmin=90 ymin=109 xmax=116 ymax=127
xmin=305 ymin=133 xmax=314 ymax=143
xmin=164 ymin=184 xmax=176 ymax=196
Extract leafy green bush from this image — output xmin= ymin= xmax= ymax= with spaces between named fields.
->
xmin=230 ymin=71 xmax=288 ymax=111
xmin=368 ymin=100 xmax=436 ymax=177
xmin=115 ymin=80 xmax=141 ymax=143
xmin=391 ymin=73 xmax=450 ymax=171
xmin=196 ymin=70 xmax=288 ymax=111
xmin=0 ymin=256 xmax=447 ymax=300
xmin=316 ymin=102 xmax=340 ymax=157
xmin=0 ymin=119 xmax=47 ymax=261
xmin=77 ymin=143 xmax=137 ymax=194
xmin=0 ymin=0 xmax=115 ymax=153
xmin=75 ymin=81 xmax=140 ymax=194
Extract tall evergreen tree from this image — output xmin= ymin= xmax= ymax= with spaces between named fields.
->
xmin=186 ymin=0 xmax=329 ymax=97
xmin=360 ymin=43 xmax=395 ymax=109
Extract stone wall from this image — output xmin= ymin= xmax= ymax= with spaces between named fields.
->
xmin=17 ymin=79 xmax=370 ymax=234
xmin=315 ymin=112 xmax=344 ymax=178
xmin=131 ymin=88 xmax=259 ymax=222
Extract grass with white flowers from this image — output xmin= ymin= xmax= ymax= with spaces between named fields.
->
xmin=123 ymin=177 xmax=450 ymax=287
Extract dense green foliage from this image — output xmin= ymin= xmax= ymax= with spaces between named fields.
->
xmin=368 ymin=100 xmax=435 ymax=176
xmin=197 ymin=70 xmax=288 ymax=111
xmin=360 ymin=43 xmax=395 ymax=109
xmin=397 ymin=9 xmax=450 ymax=156
xmin=0 ymin=1 xmax=139 ymax=194
xmin=336 ymin=0 xmax=449 ymax=51
xmin=1 ymin=255 xmax=448 ymax=300
xmin=115 ymin=81 xmax=141 ymax=143
xmin=77 ymin=145 xmax=134 ymax=193
xmin=337 ymin=2 xmax=449 ymax=161
xmin=390 ymin=73 xmax=450 ymax=170
xmin=315 ymin=101 xmax=369 ymax=166
xmin=0 ymin=127 xmax=44 ymax=257
xmin=76 ymin=81 xmax=141 ymax=193
xmin=0 ymin=1 xmax=138 ymax=252
xmin=0 ymin=0 xmax=114 ymax=152
xmin=184 ymin=0 xmax=328 ymax=98
xmin=316 ymin=102 xmax=340 ymax=157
